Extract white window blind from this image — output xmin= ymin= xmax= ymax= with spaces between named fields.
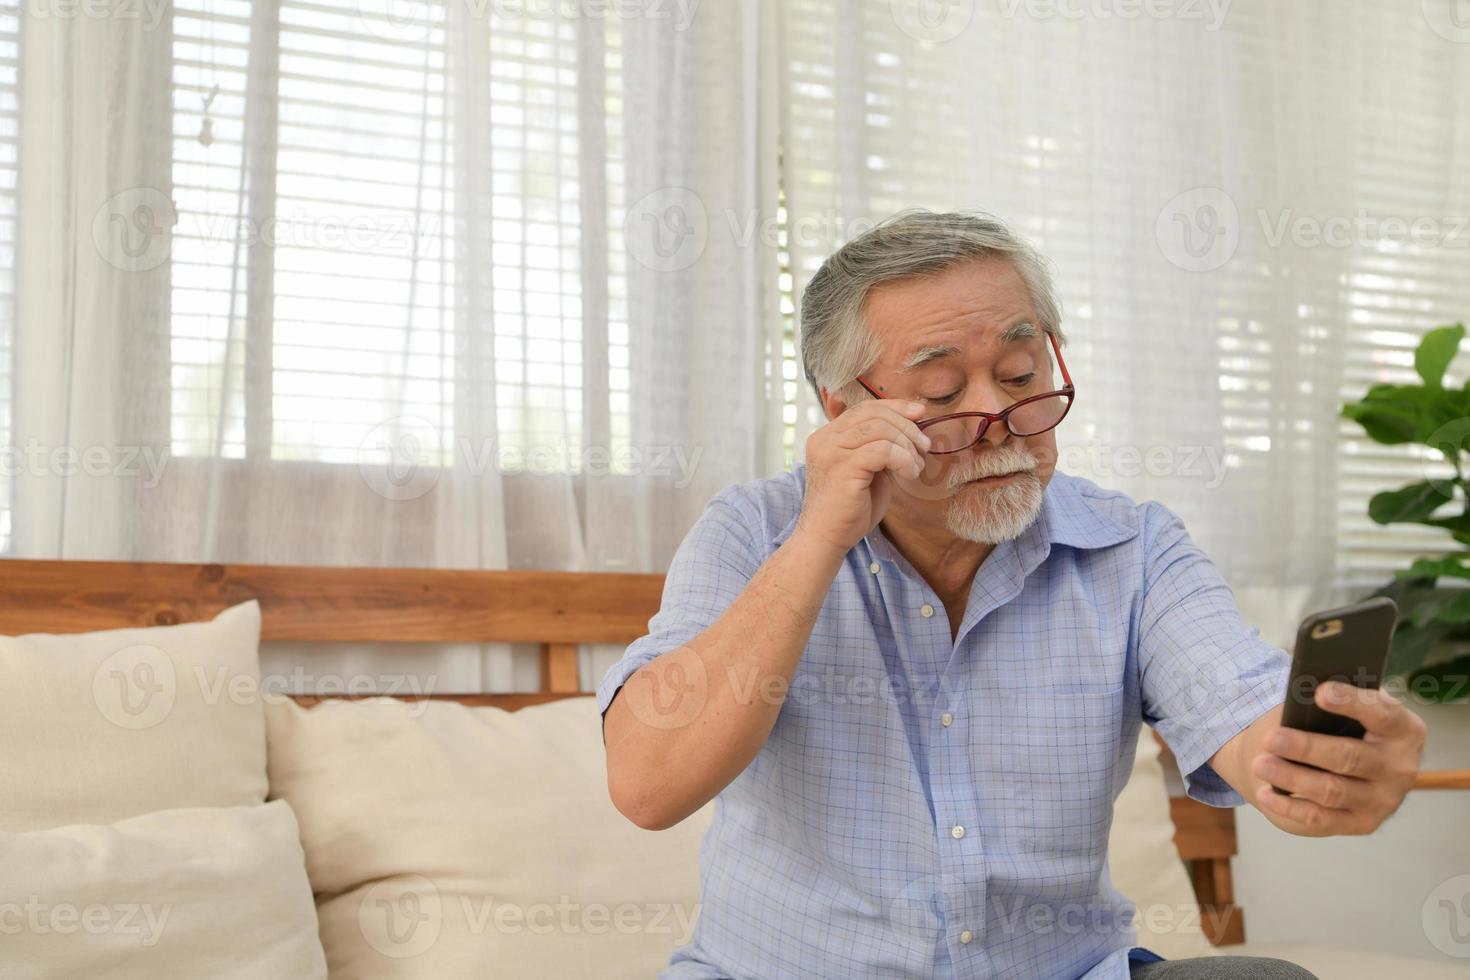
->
xmin=778 ymin=1 xmax=1273 ymax=516
xmin=776 ymin=1 xmax=1470 ymax=595
xmin=169 ymin=0 xmax=627 ymax=473
xmin=172 ymin=0 xmax=253 ymax=458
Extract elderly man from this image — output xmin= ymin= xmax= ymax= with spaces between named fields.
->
xmin=598 ymin=211 xmax=1425 ymax=979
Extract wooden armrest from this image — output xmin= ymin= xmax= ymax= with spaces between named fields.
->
xmin=1413 ymin=769 xmax=1470 ymax=790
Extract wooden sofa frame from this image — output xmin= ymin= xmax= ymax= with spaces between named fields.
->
xmin=1 ymin=558 xmax=1465 ymax=948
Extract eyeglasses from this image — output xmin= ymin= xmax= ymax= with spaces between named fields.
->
xmin=855 ymin=331 xmax=1075 ymax=455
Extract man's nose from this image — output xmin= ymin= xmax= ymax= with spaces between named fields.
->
xmin=964 ymin=384 xmax=1014 ymax=447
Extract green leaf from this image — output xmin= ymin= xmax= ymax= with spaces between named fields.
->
xmin=1341 ymin=400 xmax=1422 ymax=444
xmin=1415 ymin=323 xmax=1466 ymax=389
xmin=1368 ymin=481 xmax=1455 ymax=525
xmin=1411 ymin=593 xmax=1456 ymax=629
xmin=1348 ymin=322 xmax=1470 ymax=698
xmin=1404 ymin=655 xmax=1470 ymax=704
xmin=1385 ymin=620 xmax=1453 ymax=678
xmin=1341 ymin=384 xmax=1470 ymax=447
xmin=1439 ymin=591 xmax=1470 ymax=623
xmin=1426 ymin=510 xmax=1470 ymax=539
xmin=1396 ymin=555 xmax=1470 ymax=582
xmin=1374 ymin=580 xmax=1450 ymax=630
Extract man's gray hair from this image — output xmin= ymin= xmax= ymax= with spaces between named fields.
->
xmin=799 ymin=210 xmax=1065 ymax=401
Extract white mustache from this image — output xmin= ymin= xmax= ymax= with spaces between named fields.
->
xmin=946 ymin=447 xmax=1038 ymax=489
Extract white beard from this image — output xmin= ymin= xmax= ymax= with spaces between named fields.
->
xmin=942 ymin=445 xmax=1045 ymax=544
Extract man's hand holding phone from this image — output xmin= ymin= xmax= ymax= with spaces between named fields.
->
xmin=1251 ymin=680 xmax=1426 ymax=836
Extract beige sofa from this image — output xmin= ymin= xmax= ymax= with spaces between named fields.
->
xmin=0 ymin=559 xmax=1463 ymax=978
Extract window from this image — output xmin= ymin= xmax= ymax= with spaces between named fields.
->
xmin=169 ymin=0 xmax=628 ymax=474
xmin=5 ymin=3 xmax=1466 ymax=588
xmin=1322 ymin=19 xmax=1470 ymax=592
xmin=774 ymin=1 xmax=1470 ymax=595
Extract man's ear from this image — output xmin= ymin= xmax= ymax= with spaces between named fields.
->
xmin=819 ymin=385 xmax=846 ymax=422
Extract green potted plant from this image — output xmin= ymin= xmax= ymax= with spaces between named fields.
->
xmin=1342 ymin=322 xmax=1470 ymax=703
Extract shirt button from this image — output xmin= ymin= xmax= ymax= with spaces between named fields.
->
xmin=920 ymin=603 xmax=935 ymax=618
xmin=869 ymin=562 xmax=880 ymax=574
xmin=951 ymin=824 xmax=965 ymax=839
xmin=940 ymin=712 xmax=954 ymax=727
xmin=960 ymin=930 xmax=973 ymax=944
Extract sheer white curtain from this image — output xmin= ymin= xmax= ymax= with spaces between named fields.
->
xmin=12 ymin=1 xmax=774 ymax=692
xmin=12 ymin=0 xmax=1470 ymax=684
xmin=777 ymin=0 xmax=1470 ymax=645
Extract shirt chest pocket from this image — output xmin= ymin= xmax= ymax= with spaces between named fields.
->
xmin=995 ymin=686 xmax=1124 ymax=863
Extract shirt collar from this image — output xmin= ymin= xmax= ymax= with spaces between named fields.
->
xmin=769 ymin=466 xmax=1138 ymax=558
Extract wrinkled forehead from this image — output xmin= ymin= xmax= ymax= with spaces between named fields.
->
xmin=898 ymin=320 xmax=1042 ymax=372
xmin=861 ymin=258 xmax=1046 ymax=373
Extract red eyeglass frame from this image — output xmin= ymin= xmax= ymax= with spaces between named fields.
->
xmin=854 ymin=331 xmax=1076 ymax=455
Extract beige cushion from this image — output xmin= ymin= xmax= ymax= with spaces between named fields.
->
xmin=1108 ymin=730 xmax=1220 ymax=960
xmin=0 ymin=601 xmax=267 ymax=832
xmin=0 ymin=799 xmax=327 ymax=978
xmin=266 ymin=695 xmax=713 ymax=979
xmin=1223 ymin=941 xmax=1466 ymax=979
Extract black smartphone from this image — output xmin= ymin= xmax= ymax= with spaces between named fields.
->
xmin=1272 ymin=595 xmax=1398 ymax=794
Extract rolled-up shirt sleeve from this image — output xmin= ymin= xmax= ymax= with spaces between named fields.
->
xmin=595 ymin=487 xmax=765 ymax=741
xmin=1135 ymin=501 xmax=1291 ymax=807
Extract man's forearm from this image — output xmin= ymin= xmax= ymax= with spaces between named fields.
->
xmin=1209 ymin=700 xmax=1284 ymax=813
xmin=604 ymin=526 xmax=846 ymax=830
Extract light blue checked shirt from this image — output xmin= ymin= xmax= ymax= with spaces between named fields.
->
xmin=597 ymin=465 xmax=1290 ymax=980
